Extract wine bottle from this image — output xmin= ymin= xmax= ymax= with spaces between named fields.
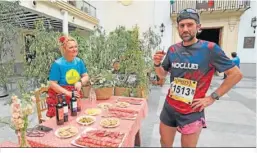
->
xmin=61 ymin=94 xmax=68 ymax=122
xmin=56 ymin=95 xmax=64 ymax=125
xmin=70 ymin=90 xmax=77 ymax=116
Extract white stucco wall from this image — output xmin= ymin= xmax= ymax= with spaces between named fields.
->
xmin=89 ymin=0 xmax=172 ymax=54
xmin=237 ymin=1 xmax=257 ymax=64
xmin=19 ymin=1 xmax=96 ymax=31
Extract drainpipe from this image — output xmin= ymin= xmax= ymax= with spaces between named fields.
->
xmin=62 ymin=0 xmax=69 ymax=35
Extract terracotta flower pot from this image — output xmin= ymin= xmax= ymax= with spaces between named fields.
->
xmin=95 ymin=87 xmax=114 ymax=100
xmin=114 ymin=87 xmax=130 ymax=97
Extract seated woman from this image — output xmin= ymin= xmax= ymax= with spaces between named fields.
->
xmin=46 ymin=35 xmax=89 ymax=117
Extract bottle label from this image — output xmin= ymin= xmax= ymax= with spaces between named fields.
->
xmin=58 ymin=108 xmax=64 ymax=120
xmin=72 ymin=101 xmax=77 ymax=112
xmin=64 ymin=106 xmax=68 ymax=114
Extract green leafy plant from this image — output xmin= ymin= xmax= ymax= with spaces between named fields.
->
xmin=140 ymin=27 xmax=162 ymax=74
xmin=80 ymin=29 xmax=116 ymax=89
xmin=23 ymin=20 xmax=62 ymax=86
xmin=96 ymin=25 xmax=162 ymax=97
xmin=70 ymin=29 xmax=91 ymax=60
xmin=0 ymin=1 xmax=24 ymax=88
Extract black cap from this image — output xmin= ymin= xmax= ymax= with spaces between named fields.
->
xmin=177 ymin=8 xmax=200 ymax=24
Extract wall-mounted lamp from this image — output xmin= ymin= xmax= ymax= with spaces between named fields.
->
xmin=32 ymin=0 xmax=37 ymax=7
xmin=160 ymin=23 xmax=165 ymax=37
xmin=251 ymin=17 xmax=256 ymax=33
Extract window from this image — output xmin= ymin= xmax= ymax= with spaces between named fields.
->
xmin=24 ymin=34 xmax=35 ymax=63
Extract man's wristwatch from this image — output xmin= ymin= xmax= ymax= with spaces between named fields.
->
xmin=154 ymin=63 xmax=161 ymax=67
xmin=211 ymin=92 xmax=220 ymax=100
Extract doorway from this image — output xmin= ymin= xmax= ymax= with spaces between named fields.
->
xmin=197 ymin=28 xmax=222 ymax=46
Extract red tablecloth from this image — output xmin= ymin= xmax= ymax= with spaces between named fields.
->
xmin=0 ymin=141 xmax=19 ymax=148
xmin=27 ymin=96 xmax=148 ymax=147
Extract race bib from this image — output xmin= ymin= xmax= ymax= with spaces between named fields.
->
xmin=169 ymin=77 xmax=197 ymax=105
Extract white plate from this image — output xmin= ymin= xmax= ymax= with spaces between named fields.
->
xmin=115 ymin=102 xmax=130 ymax=108
xmin=55 ymin=126 xmax=78 ymax=139
xmin=103 ymin=113 xmax=137 ymax=120
xmin=97 ymin=103 xmax=113 ymax=110
xmin=100 ymin=118 xmax=120 ymax=128
xmin=76 ymin=115 xmax=96 ymax=126
xmin=119 ymin=114 xmax=137 ymax=120
xmin=71 ymin=128 xmax=126 ymax=148
xmin=85 ymin=108 xmax=102 ymax=116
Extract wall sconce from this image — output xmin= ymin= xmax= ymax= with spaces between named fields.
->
xmin=60 ymin=9 xmax=65 ymax=14
xmin=32 ymin=0 xmax=37 ymax=7
xmin=160 ymin=23 xmax=165 ymax=37
xmin=251 ymin=17 xmax=256 ymax=33
xmin=228 ymin=25 xmax=235 ymax=32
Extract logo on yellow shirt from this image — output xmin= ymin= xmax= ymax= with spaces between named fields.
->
xmin=65 ymin=69 xmax=80 ymax=85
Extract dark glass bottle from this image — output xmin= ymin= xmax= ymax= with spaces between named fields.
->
xmin=56 ymin=95 xmax=64 ymax=125
xmin=70 ymin=90 xmax=77 ymax=116
xmin=62 ymin=94 xmax=68 ymax=122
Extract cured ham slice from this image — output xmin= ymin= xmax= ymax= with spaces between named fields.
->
xmin=118 ymin=98 xmax=143 ymax=104
xmin=107 ymin=108 xmax=138 ymax=119
xmin=74 ymin=129 xmax=125 ymax=148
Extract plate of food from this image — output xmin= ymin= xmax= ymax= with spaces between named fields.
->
xmin=97 ymin=103 xmax=113 ymax=110
xmin=85 ymin=108 xmax=102 ymax=116
xmin=71 ymin=128 xmax=126 ymax=148
xmin=115 ymin=101 xmax=130 ymax=108
xmin=100 ymin=118 xmax=120 ymax=128
xmin=76 ymin=115 xmax=96 ymax=126
xmin=55 ymin=126 xmax=78 ymax=139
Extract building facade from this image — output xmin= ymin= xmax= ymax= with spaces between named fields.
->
xmin=170 ymin=0 xmax=256 ymax=77
xmin=94 ymin=0 xmax=256 ymax=77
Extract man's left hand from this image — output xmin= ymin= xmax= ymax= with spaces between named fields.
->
xmin=191 ymin=96 xmax=215 ymax=112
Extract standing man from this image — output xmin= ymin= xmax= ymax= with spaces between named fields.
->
xmin=153 ymin=8 xmax=243 ymax=147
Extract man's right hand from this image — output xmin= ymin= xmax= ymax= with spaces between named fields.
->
xmin=153 ymin=50 xmax=166 ymax=65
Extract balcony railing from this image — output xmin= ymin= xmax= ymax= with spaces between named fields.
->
xmin=67 ymin=0 xmax=96 ymax=18
xmin=170 ymin=0 xmax=251 ymax=14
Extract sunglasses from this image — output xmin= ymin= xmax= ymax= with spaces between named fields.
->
xmin=179 ymin=8 xmax=198 ymax=14
xmin=177 ymin=8 xmax=200 ymax=23
xmin=26 ymin=126 xmax=45 ymax=137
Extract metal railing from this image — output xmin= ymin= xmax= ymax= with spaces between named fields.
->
xmin=67 ymin=0 xmax=96 ymax=18
xmin=171 ymin=0 xmax=251 ymax=14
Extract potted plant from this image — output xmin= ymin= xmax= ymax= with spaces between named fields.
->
xmin=115 ymin=26 xmax=155 ymax=98
xmin=89 ymin=68 xmax=114 ymax=100
xmin=81 ymin=29 xmax=116 ymax=100
xmin=106 ymin=26 xmax=141 ymax=97
xmin=113 ymin=72 xmax=131 ymax=97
